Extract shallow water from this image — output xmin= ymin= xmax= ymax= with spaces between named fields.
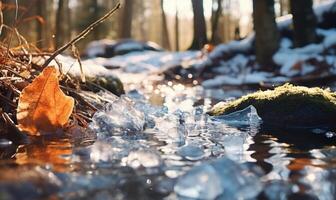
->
xmin=1 ymin=77 xmax=336 ymax=200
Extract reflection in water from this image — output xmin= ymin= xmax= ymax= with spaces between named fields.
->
xmin=1 ymin=80 xmax=336 ymax=199
xmin=250 ymin=127 xmax=336 ymax=198
xmin=15 ymin=138 xmax=73 ymax=172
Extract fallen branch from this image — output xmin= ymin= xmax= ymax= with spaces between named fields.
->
xmin=42 ymin=2 xmax=121 ymax=68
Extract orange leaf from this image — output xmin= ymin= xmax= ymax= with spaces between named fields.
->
xmin=17 ymin=66 xmax=74 ymax=136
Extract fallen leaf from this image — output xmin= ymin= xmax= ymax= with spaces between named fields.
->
xmin=17 ymin=66 xmax=74 ymax=135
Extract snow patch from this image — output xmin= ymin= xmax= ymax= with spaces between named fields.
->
xmin=49 ymin=55 xmax=114 ymax=78
xmin=201 ymin=72 xmax=284 ymax=88
xmin=85 ymin=39 xmax=115 ymax=58
xmin=89 ymin=51 xmax=202 ymax=73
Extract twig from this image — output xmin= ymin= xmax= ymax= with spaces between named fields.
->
xmin=0 ymin=64 xmax=29 ymax=81
xmin=60 ymin=85 xmax=98 ymax=112
xmin=0 ymin=93 xmax=16 ymax=108
xmin=42 ymin=2 xmax=121 ymax=68
xmin=71 ymin=45 xmax=85 ymax=83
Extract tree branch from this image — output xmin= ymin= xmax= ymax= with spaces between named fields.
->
xmin=42 ymin=2 xmax=121 ymax=68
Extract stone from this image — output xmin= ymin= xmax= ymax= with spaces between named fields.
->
xmin=209 ymin=84 xmax=336 ymax=128
xmin=86 ymin=76 xmax=125 ymax=96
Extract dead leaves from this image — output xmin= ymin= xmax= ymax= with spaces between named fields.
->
xmin=16 ymin=66 xmax=74 ymax=136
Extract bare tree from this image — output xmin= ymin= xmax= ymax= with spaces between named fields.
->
xmin=119 ymin=0 xmax=133 ymax=38
xmin=65 ymin=0 xmax=71 ymax=40
xmin=210 ymin=0 xmax=222 ymax=44
xmin=161 ymin=0 xmax=171 ymax=50
xmin=279 ymin=0 xmax=289 ymax=16
xmin=253 ymin=0 xmax=279 ymax=69
xmin=290 ymin=0 xmax=317 ymax=47
xmin=92 ymin=0 xmax=99 ymax=39
xmin=55 ymin=0 xmax=70 ymax=49
xmin=175 ymin=5 xmax=179 ymax=51
xmin=189 ymin=0 xmax=208 ymax=49
xmin=35 ymin=0 xmax=46 ymax=48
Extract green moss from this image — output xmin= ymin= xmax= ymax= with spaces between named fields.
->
xmin=86 ymin=76 xmax=125 ymax=96
xmin=209 ymin=84 xmax=336 ymax=127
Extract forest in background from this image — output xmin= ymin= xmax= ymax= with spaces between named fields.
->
xmin=0 ymin=0 xmax=331 ymax=53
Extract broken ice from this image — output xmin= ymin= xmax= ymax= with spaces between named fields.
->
xmin=154 ymin=116 xmax=186 ymax=145
xmin=74 ymin=137 xmax=145 ymax=163
xmin=177 ymin=144 xmax=205 ymax=161
xmin=174 ymin=157 xmax=263 ymax=199
xmin=210 ymin=105 xmax=262 ymax=127
xmin=174 ymin=163 xmax=223 ymax=199
xmin=123 ymin=149 xmax=163 ymax=171
xmin=89 ymin=96 xmax=145 ymax=138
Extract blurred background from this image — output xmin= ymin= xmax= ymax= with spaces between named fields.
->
xmin=0 ymin=0 xmax=331 ymax=52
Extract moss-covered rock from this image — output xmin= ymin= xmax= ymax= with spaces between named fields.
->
xmin=209 ymin=84 xmax=336 ymax=128
xmin=85 ymin=76 xmax=125 ymax=96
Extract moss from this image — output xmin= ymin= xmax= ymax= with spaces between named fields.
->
xmin=209 ymin=84 xmax=336 ymax=128
xmin=86 ymin=76 xmax=125 ymax=96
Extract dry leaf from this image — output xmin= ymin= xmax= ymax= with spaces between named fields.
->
xmin=17 ymin=66 xmax=74 ymax=135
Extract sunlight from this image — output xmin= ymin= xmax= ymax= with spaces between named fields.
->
xmin=163 ymin=0 xmax=252 ymax=19
xmin=163 ymin=0 xmax=213 ymax=18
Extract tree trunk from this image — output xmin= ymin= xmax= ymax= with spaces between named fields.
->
xmin=55 ymin=0 xmax=65 ymax=49
xmin=210 ymin=0 xmax=222 ymax=44
xmin=175 ymin=6 xmax=179 ymax=51
xmin=119 ymin=0 xmax=133 ymax=38
xmin=36 ymin=0 xmax=45 ymax=48
xmin=92 ymin=0 xmax=99 ymax=40
xmin=279 ymin=0 xmax=284 ymax=16
xmin=189 ymin=0 xmax=208 ymax=50
xmin=290 ymin=0 xmax=317 ymax=47
xmin=161 ymin=0 xmax=171 ymax=50
xmin=253 ymin=0 xmax=279 ymax=70
xmin=139 ymin=1 xmax=147 ymax=41
xmin=65 ymin=0 xmax=71 ymax=41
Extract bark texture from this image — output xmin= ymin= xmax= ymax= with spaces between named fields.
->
xmin=189 ymin=0 xmax=208 ymax=50
xmin=253 ymin=0 xmax=279 ymax=69
xmin=119 ymin=0 xmax=133 ymax=38
xmin=290 ymin=0 xmax=317 ymax=47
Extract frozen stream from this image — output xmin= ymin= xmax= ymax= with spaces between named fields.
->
xmin=1 ymin=76 xmax=336 ymax=200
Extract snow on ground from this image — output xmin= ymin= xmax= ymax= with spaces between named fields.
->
xmin=88 ymin=50 xmax=205 ymax=87
xmin=85 ymin=39 xmax=116 ymax=58
xmin=275 ymin=28 xmax=336 ymax=77
xmin=198 ymin=1 xmax=336 ymax=87
xmin=314 ymin=0 xmax=336 ymax=21
xmin=89 ymin=50 xmax=203 ymax=74
xmin=58 ymin=0 xmax=336 ymax=89
xmin=84 ymin=39 xmax=164 ymax=58
xmin=39 ymin=50 xmax=202 ymax=79
xmin=207 ymin=34 xmax=254 ymax=60
xmin=277 ymin=0 xmax=336 ymax=29
xmin=47 ymin=55 xmax=114 ymax=78
xmin=42 ymin=50 xmax=204 ymax=89
xmin=202 ymin=72 xmax=289 ymax=88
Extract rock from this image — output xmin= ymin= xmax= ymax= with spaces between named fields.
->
xmin=85 ymin=39 xmax=163 ymax=58
xmin=85 ymin=76 xmax=125 ymax=96
xmin=209 ymin=84 xmax=336 ymax=128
